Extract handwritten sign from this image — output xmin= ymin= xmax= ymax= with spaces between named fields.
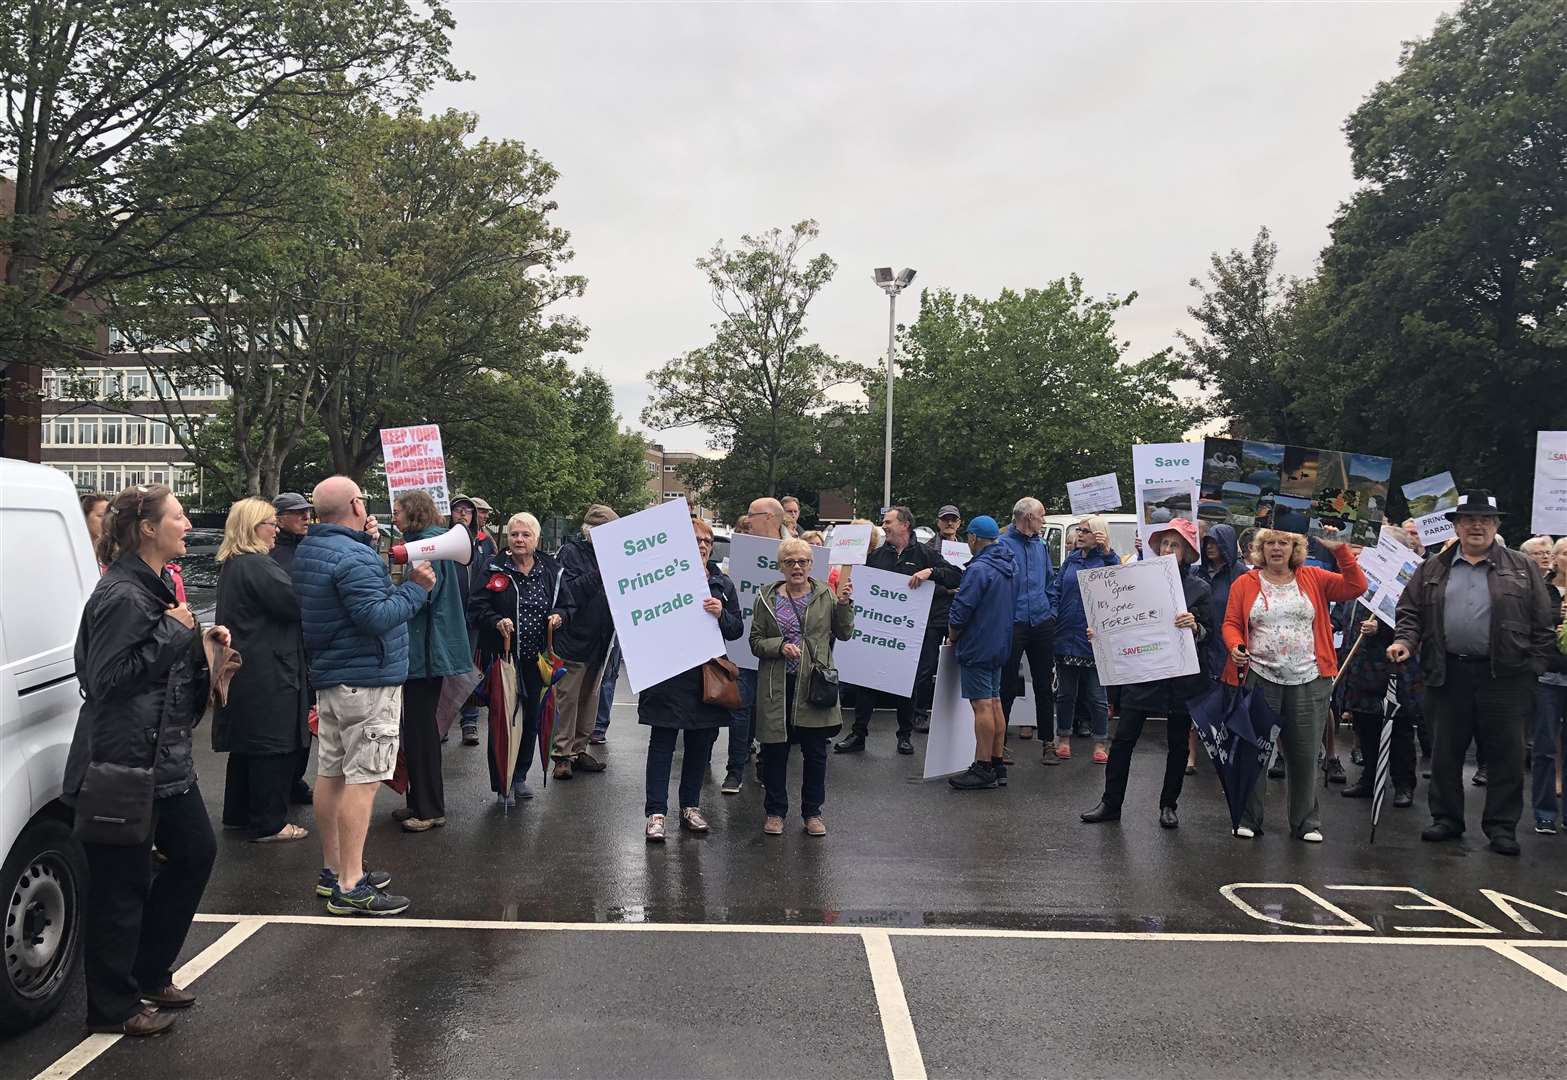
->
xmin=1067 ymin=472 xmax=1122 ymax=515
xmin=834 ymin=565 xmax=934 ymax=696
xmin=725 ymin=533 xmax=828 ymax=671
xmin=590 ymin=499 xmax=724 ymax=693
xmin=1533 ymin=431 xmax=1567 ymax=535
xmin=828 ymin=523 xmax=873 ymax=566
xmin=1133 ymin=442 xmax=1201 ymax=546
xmin=940 ymin=539 xmax=971 ymax=568
xmin=380 ymin=424 xmax=450 ymax=514
xmin=1077 ymin=554 xmax=1198 ymax=685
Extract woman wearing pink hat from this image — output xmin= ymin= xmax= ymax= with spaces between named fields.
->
xmin=1081 ymin=519 xmax=1214 ymax=830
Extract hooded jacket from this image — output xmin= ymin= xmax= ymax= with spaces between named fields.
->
xmin=1193 ymin=523 xmax=1245 ymax=677
xmin=998 ymin=526 xmax=1055 ymax=627
xmin=947 ymin=541 xmax=1018 ymax=668
xmin=403 ymin=525 xmax=476 ymax=681
xmin=64 ymin=554 xmax=211 ymax=802
xmin=1050 ymin=545 xmax=1121 ymax=658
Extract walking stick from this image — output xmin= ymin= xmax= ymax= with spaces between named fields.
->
xmin=1330 ymin=605 xmax=1371 ymax=695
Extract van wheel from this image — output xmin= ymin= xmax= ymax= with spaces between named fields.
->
xmin=0 ymin=819 xmax=86 ymax=1035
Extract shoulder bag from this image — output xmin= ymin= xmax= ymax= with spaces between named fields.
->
xmin=786 ymin=593 xmax=840 ymax=709
xmin=74 ymin=667 xmax=176 ymax=846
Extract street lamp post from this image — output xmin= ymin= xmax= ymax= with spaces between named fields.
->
xmin=872 ymin=267 xmax=916 ymax=512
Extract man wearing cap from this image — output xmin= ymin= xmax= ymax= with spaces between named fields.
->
xmin=1389 ymin=490 xmax=1556 ymax=855
xmin=271 ymin=492 xmax=313 ymax=574
xmin=946 ymin=516 xmax=1017 ymax=790
xmin=912 ymin=505 xmax=964 ymax=732
xmin=835 ymin=505 xmax=960 ymax=756
xmin=449 ymin=493 xmax=498 ymax=745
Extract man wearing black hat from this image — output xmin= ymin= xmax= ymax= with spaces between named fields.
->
xmin=1389 ymin=490 xmax=1556 ymax=855
xmin=271 ymin=492 xmax=313 ymax=574
xmin=913 ymin=505 xmax=964 ymax=732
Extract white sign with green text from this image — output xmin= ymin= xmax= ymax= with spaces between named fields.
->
xmin=834 ymin=565 xmax=934 ymax=696
xmin=590 ymin=499 xmax=724 ymax=693
xmin=725 ymin=533 xmax=829 ymax=671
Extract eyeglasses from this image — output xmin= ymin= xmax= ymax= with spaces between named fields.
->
xmin=780 ymin=558 xmax=811 ymax=567
xmin=696 ymin=537 xmax=714 ymax=546
xmin=259 ymin=520 xmax=279 ymax=530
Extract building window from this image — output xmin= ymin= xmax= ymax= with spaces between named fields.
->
xmin=126 ymin=371 xmax=149 ymax=398
xmin=148 ymin=469 xmax=168 ymax=486
xmin=663 ymin=492 xmax=682 ymax=500
xmin=147 ymin=422 xmax=171 ymax=446
xmin=664 ymin=465 xmax=676 ymax=472
xmin=100 ymin=469 xmax=120 ymax=491
xmin=42 ymin=371 xmax=63 ymax=400
xmin=49 ymin=418 xmax=73 ymax=445
xmin=100 ymin=417 xmax=123 ymax=445
xmin=125 ymin=419 xmax=147 ymax=446
xmin=77 ymin=418 xmax=98 ymax=445
xmin=124 ymin=469 xmax=147 ymax=486
xmin=76 ymin=469 xmax=98 ymax=491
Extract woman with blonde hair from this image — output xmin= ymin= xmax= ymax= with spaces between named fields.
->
xmin=1221 ymin=527 xmax=1366 ymax=842
xmin=214 ymin=496 xmax=311 ymax=843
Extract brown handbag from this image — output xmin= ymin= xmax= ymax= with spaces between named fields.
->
xmin=702 ymin=655 xmax=742 ymax=710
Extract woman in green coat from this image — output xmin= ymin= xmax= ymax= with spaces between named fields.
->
xmin=750 ymin=537 xmax=855 ymax=837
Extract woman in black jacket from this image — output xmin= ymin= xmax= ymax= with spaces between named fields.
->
xmin=64 ymin=484 xmax=227 ymax=1038
xmin=640 ymin=518 xmax=745 ymax=841
xmin=470 ymin=511 xmax=567 ymax=802
xmin=1081 ymin=519 xmax=1214 ymax=830
xmin=213 ymin=497 xmax=311 ymax=842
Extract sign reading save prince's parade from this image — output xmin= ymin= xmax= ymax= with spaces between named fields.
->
xmin=590 ymin=499 xmax=724 ymax=693
xmin=833 ymin=565 xmax=934 ymax=697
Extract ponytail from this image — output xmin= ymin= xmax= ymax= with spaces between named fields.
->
xmin=98 ymin=484 xmax=173 ymax=568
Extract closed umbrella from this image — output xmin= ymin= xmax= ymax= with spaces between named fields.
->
xmin=534 ymin=624 xmax=568 ymax=785
xmin=1370 ymin=672 xmax=1400 ymax=844
xmin=485 ymin=628 xmax=522 ymax=805
xmin=1188 ymin=667 xmax=1284 ymax=833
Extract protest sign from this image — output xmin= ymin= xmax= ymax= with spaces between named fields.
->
xmin=923 ymin=646 xmax=973 ymax=779
xmin=1533 ymin=431 xmax=1567 ymax=535
xmin=940 ymin=539 xmax=972 ymax=568
xmin=828 ymin=523 xmax=873 ymax=565
xmin=1354 ymin=527 xmax=1422 ymax=627
xmin=1132 ymin=442 xmax=1202 ymax=546
xmin=835 ymin=565 xmax=934 ymax=696
xmin=1067 ymin=472 xmax=1122 ymax=515
xmin=1199 ymin=437 xmax=1392 ymax=546
xmin=1400 ymin=471 xmax=1458 ymax=547
xmin=590 ymin=499 xmax=724 ymax=693
xmin=724 ymin=533 xmax=829 ymax=671
xmin=1078 ymin=555 xmax=1199 ymax=685
xmin=379 ymin=424 xmax=450 ymax=514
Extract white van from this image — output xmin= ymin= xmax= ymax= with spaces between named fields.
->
xmin=0 ymin=458 xmax=96 ymax=1034
xmin=1041 ymin=512 xmax=1140 ymax=569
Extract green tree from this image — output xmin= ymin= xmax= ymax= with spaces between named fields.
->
xmin=1291 ymin=0 xmax=1566 ymax=515
xmin=836 ymin=279 xmax=1204 ymax=522
xmin=1 ymin=0 xmax=462 ymax=447
xmin=641 ymin=220 xmax=868 ymax=496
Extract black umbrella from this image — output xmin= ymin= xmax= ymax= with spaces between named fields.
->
xmin=1370 ymin=672 xmax=1400 ymax=844
xmin=1188 ymin=672 xmax=1285 ymax=833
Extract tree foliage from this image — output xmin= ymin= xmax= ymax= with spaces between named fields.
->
xmin=642 ymin=220 xmax=868 ymax=499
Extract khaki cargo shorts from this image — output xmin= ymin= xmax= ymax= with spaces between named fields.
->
xmin=316 ymin=684 xmax=402 ymax=784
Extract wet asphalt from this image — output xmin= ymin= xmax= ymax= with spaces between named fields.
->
xmin=6 ymin=670 xmax=1565 ymax=1079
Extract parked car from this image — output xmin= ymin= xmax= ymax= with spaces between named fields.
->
xmin=1041 ymin=513 xmax=1140 ymax=569
xmin=0 ymin=459 xmax=96 ymax=1034
xmin=178 ymin=527 xmax=223 ymax=621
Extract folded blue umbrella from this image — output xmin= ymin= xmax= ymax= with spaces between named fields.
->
xmin=1187 ymin=677 xmax=1284 ymax=832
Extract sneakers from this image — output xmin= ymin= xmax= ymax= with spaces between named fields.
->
xmin=573 ymin=752 xmax=607 ymax=773
xmin=680 ymin=807 xmax=710 ymax=833
xmin=552 ymin=759 xmax=573 ymax=781
xmin=1234 ymin=826 xmax=1256 ymax=839
xmin=1301 ymin=829 xmax=1324 ymax=843
xmin=327 ymin=875 xmax=411 ymax=916
xmin=400 ymin=816 xmax=445 ymax=833
xmin=589 ymin=731 xmax=607 ymax=745
xmin=721 ymin=769 xmax=743 ymax=794
xmin=991 ymin=757 xmax=1008 ymax=787
xmin=1536 ymin=819 xmax=1559 ymax=835
xmin=316 ymin=867 xmax=392 ymax=898
xmin=762 ymin=815 xmax=784 ymax=836
xmin=645 ymin=814 xmax=666 ymax=843
xmin=948 ymin=761 xmax=998 ymax=790
xmin=461 ymin=725 xmax=480 ymax=747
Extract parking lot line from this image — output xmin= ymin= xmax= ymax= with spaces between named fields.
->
xmin=862 ymin=930 xmax=927 ymax=1080
xmin=31 ymin=918 xmax=266 ymax=1080
xmin=1486 ymin=942 xmax=1567 ymax=994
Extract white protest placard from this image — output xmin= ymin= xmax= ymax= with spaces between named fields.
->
xmin=1078 ymin=554 xmax=1199 ymax=686
xmin=940 ymin=539 xmax=972 ymax=568
xmin=1133 ymin=442 xmax=1202 ymax=545
xmin=724 ymin=533 xmax=829 ymax=671
xmin=1067 ymin=472 xmax=1122 ymax=515
xmin=1400 ymin=470 xmax=1458 ymax=547
xmin=835 ymin=565 xmax=934 ymax=696
xmin=1008 ymin=653 xmax=1043 ymax=727
xmin=379 ymin=424 xmax=450 ymax=514
xmin=1533 ymin=431 xmax=1567 ymax=535
xmin=923 ymin=646 xmax=973 ymax=779
xmin=589 ymin=499 xmax=724 ymax=694
xmin=828 ymin=523 xmax=873 ymax=565
xmin=1357 ymin=527 xmax=1422 ymax=627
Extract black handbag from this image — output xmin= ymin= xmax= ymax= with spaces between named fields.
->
xmin=73 ymin=669 xmax=173 ymax=846
xmin=786 ymin=595 xmax=840 ymax=709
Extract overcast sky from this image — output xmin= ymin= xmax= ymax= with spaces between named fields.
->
xmin=426 ymin=1 xmax=1456 ymax=453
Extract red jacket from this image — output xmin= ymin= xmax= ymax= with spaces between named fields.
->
xmin=1221 ymin=545 xmax=1367 ymax=685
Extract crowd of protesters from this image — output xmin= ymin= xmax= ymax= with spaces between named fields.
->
xmin=63 ymin=470 xmax=1566 ymax=1036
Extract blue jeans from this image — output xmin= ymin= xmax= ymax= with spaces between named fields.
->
xmin=727 ymin=667 xmax=757 ymax=771
xmin=1531 ymin=682 xmax=1567 ymax=826
xmin=644 ymin=726 xmax=719 ymax=816
xmin=1054 ymin=661 xmax=1109 ymax=739
xmin=592 ymin=639 xmax=621 ymax=738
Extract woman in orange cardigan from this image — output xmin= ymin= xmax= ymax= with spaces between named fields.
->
xmin=1222 ymin=528 xmax=1366 ymax=842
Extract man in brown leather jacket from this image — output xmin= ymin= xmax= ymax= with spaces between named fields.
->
xmin=1389 ymin=491 xmax=1555 ymax=855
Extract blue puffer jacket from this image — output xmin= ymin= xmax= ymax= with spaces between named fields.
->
xmin=403 ymin=526 xmax=474 ymax=680
xmin=947 ymin=541 xmax=1018 ymax=668
xmin=998 ymin=526 xmax=1055 ymax=627
xmin=293 ymin=523 xmax=430 ymax=689
xmin=1050 ymin=546 xmax=1122 ymax=658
